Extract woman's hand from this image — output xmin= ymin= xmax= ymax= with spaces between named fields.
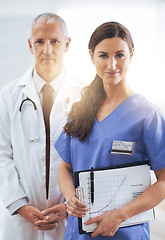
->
xmin=58 ymin=161 xmax=88 ymax=217
xmin=84 ymin=209 xmax=123 ymax=238
xmin=66 ymin=195 xmax=89 ymax=218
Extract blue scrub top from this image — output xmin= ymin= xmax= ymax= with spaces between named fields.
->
xmin=55 ymin=94 xmax=165 ymax=240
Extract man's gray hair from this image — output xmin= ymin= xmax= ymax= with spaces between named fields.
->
xmin=29 ymin=12 xmax=68 ymax=39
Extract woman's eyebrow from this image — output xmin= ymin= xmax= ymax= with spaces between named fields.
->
xmin=97 ymin=50 xmax=126 ymax=54
xmin=116 ymin=50 xmax=125 ymax=53
xmin=97 ymin=51 xmax=108 ymax=54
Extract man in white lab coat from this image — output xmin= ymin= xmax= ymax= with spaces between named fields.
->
xmin=0 ymin=13 xmax=85 ymax=240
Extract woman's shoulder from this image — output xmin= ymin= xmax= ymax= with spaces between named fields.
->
xmin=129 ymin=93 xmax=165 ymax=124
xmin=131 ymin=93 xmax=161 ymax=113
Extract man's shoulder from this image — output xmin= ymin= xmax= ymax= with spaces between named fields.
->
xmin=0 ymin=78 xmax=20 ymax=99
xmin=0 ymin=68 xmax=33 ymax=95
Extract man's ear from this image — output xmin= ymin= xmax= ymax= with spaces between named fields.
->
xmin=28 ymin=38 xmax=34 ymax=55
xmin=89 ymin=49 xmax=95 ymax=64
xmin=65 ymin=37 xmax=71 ymax=52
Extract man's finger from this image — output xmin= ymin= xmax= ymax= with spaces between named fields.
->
xmin=42 ymin=207 xmax=57 ymax=215
xmin=35 ymin=216 xmax=60 ymax=226
xmin=35 ymin=223 xmax=58 ymax=231
xmin=35 ymin=209 xmax=48 ymax=220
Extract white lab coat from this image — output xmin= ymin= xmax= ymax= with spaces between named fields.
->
xmin=0 ymin=67 xmax=85 ymax=240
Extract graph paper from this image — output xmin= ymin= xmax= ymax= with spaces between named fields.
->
xmin=76 ymin=163 xmax=155 ymax=233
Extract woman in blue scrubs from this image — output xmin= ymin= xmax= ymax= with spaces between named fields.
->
xmin=56 ymin=22 xmax=165 ymax=239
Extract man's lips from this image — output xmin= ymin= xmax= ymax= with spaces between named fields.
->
xmin=42 ymin=58 xmax=54 ymax=61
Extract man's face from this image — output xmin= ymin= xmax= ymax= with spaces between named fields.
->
xmin=28 ymin=20 xmax=71 ymax=80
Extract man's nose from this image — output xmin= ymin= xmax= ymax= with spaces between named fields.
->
xmin=107 ymin=57 xmax=116 ymax=70
xmin=43 ymin=41 xmax=53 ymax=54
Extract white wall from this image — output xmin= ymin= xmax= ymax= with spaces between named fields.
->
xmin=0 ymin=1 xmax=165 ymax=239
xmin=0 ymin=0 xmax=165 ymax=109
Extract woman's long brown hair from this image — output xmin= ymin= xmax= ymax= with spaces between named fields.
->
xmin=64 ymin=75 xmax=106 ymax=141
xmin=64 ymin=22 xmax=134 ymax=141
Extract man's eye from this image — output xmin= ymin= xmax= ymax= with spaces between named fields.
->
xmin=51 ymin=40 xmax=59 ymax=44
xmin=36 ymin=40 xmax=44 ymax=44
xmin=116 ymin=53 xmax=125 ymax=58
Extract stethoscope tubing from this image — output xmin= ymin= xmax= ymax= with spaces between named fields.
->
xmin=19 ymin=97 xmax=37 ymax=112
xmin=19 ymin=97 xmax=39 ymax=142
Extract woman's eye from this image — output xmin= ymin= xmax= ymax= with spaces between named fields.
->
xmin=116 ymin=53 xmax=125 ymax=58
xmin=99 ymin=54 xmax=108 ymax=58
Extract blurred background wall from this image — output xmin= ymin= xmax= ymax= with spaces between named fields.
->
xmin=0 ymin=0 xmax=165 ymax=108
xmin=0 ymin=0 xmax=165 ymax=239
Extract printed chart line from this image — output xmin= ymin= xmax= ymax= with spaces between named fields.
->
xmin=90 ymin=176 xmax=126 ymax=215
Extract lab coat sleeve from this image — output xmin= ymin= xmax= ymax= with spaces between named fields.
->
xmin=8 ymin=198 xmax=27 ymax=215
xmin=0 ymin=88 xmax=28 ymax=211
xmin=143 ymin=109 xmax=165 ymax=171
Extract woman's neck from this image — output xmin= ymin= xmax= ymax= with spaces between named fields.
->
xmin=103 ymin=80 xmax=134 ymax=103
xmin=97 ymin=81 xmax=135 ymax=123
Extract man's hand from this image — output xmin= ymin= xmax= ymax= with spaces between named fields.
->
xmin=17 ymin=205 xmax=47 ymax=226
xmin=35 ymin=203 xmax=67 ymax=231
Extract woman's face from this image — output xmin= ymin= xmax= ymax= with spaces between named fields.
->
xmin=89 ymin=37 xmax=133 ymax=87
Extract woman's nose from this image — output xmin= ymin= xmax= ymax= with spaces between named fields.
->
xmin=107 ymin=57 xmax=116 ymax=70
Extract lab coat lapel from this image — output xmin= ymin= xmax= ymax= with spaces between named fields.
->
xmin=52 ymin=82 xmax=72 ymax=118
xmin=20 ymin=70 xmax=43 ymax=118
xmin=52 ymin=70 xmax=77 ymax=115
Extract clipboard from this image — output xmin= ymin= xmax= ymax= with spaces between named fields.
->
xmin=74 ymin=161 xmax=155 ymax=235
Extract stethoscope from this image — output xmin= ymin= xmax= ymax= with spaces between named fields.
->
xmin=19 ymin=97 xmax=37 ymax=111
xmin=19 ymin=95 xmax=71 ymax=142
xmin=19 ymin=97 xmax=39 ymax=142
